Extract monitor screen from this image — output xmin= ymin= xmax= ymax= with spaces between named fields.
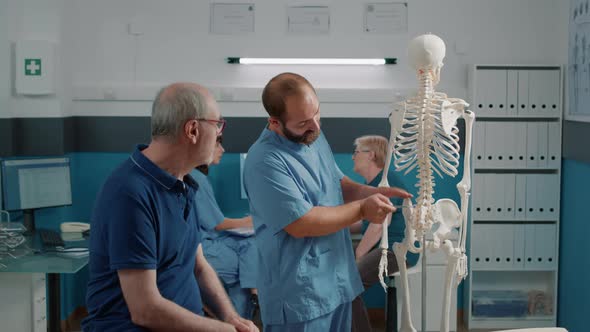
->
xmin=1 ymin=157 xmax=72 ymax=211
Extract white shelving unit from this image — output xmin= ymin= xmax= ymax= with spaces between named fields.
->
xmin=465 ymin=65 xmax=563 ymax=330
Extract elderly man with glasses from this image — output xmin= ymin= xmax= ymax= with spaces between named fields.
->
xmin=83 ymin=82 xmax=257 ymax=332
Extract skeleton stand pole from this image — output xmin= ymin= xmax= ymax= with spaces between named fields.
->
xmin=421 ymin=235 xmax=426 ymax=332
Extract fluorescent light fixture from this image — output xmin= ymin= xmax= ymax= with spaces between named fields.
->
xmin=226 ymin=57 xmax=396 ymax=65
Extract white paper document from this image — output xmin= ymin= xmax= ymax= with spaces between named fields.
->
xmin=210 ymin=3 xmax=255 ymax=34
xmin=364 ymin=2 xmax=407 ymax=34
xmin=287 ymin=6 xmax=330 ymax=34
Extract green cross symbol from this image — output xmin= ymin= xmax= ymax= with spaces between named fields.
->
xmin=25 ymin=58 xmax=42 ymax=76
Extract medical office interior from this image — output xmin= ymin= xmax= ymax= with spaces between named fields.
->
xmin=0 ymin=1 xmax=587 ymax=332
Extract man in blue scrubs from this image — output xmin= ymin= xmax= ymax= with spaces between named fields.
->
xmin=83 ymin=83 xmax=258 ymax=332
xmin=192 ymin=136 xmax=259 ymax=319
xmin=244 ymin=73 xmax=411 ymax=331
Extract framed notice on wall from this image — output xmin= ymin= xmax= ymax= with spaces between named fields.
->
xmin=364 ymin=2 xmax=407 ymax=34
xmin=568 ymin=0 xmax=590 ymax=122
xmin=287 ymin=6 xmax=330 ymax=34
xmin=210 ymin=3 xmax=255 ymax=35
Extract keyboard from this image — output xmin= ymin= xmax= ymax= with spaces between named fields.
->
xmin=39 ymin=229 xmax=65 ymax=247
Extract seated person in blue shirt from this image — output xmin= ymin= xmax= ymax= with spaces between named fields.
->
xmin=243 ymin=73 xmax=412 ymax=331
xmin=349 ymin=135 xmax=420 ymax=332
xmin=83 ymin=82 xmax=258 ymax=332
xmin=192 ymin=135 xmax=259 ymax=319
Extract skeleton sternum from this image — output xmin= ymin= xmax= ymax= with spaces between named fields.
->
xmin=413 ymin=73 xmax=436 ymax=238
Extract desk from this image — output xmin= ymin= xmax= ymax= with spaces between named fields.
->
xmin=0 ymin=237 xmax=88 ymax=332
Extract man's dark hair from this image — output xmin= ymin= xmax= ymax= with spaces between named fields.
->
xmin=261 ymin=73 xmax=316 ymax=120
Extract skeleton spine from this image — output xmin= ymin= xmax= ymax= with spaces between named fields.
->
xmin=414 ymin=72 xmax=436 ymax=238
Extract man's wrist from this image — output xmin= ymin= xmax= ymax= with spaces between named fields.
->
xmin=355 ymin=199 xmax=365 ymax=222
xmin=222 ymin=311 xmax=240 ymax=323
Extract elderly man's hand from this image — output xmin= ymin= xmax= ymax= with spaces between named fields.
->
xmin=360 ymin=194 xmax=397 ymax=224
xmin=227 ymin=315 xmax=259 ymax=332
xmin=376 ymin=186 xmax=412 ymax=199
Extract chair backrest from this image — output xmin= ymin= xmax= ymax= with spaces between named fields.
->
xmin=494 ymin=328 xmax=568 ymax=332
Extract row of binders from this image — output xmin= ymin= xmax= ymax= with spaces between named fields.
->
xmin=473 ymin=121 xmax=561 ymax=169
xmin=471 ymin=223 xmax=557 ymax=270
xmin=472 ymin=68 xmax=561 ymax=118
xmin=472 ymin=173 xmax=560 ymax=221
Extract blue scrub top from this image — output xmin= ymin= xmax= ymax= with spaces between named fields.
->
xmin=360 ymin=170 xmax=419 ymax=267
xmin=244 ymin=129 xmax=363 ymax=325
xmin=191 ymin=169 xmax=225 ymax=240
xmin=83 ymin=145 xmax=203 ymax=332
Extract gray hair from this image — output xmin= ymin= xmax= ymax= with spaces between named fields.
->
xmin=353 ymin=135 xmax=389 ymax=168
xmin=151 ymin=84 xmax=210 ymax=139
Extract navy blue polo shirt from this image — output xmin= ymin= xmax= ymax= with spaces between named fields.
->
xmin=82 ymin=145 xmax=203 ymax=332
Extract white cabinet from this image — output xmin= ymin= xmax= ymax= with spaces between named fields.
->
xmin=466 ymin=65 xmax=562 ymax=330
xmin=471 ymin=67 xmax=561 ymax=118
xmin=473 ymin=121 xmax=562 ymax=170
xmin=0 ymin=273 xmax=47 ymax=332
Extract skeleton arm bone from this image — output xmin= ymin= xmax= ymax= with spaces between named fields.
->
xmin=377 ymin=104 xmax=410 ymax=289
xmin=356 ymin=222 xmax=385 ymax=259
xmin=378 ymin=104 xmax=409 ymax=247
xmin=457 ymin=110 xmax=475 ymax=254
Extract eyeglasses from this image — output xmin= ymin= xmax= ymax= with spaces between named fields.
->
xmin=353 ymin=150 xmax=371 ymax=156
xmin=197 ymin=118 xmax=226 ymax=134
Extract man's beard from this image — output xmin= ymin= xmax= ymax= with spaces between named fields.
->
xmin=281 ymin=122 xmax=320 ymax=145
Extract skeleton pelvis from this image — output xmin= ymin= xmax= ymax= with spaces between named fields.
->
xmin=430 ymin=198 xmax=461 ymax=245
xmin=435 ymin=198 xmax=461 ymax=228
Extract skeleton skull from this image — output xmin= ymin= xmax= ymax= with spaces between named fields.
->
xmin=407 ymin=34 xmax=446 ymax=84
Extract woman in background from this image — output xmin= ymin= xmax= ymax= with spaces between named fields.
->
xmin=350 ymin=135 xmax=419 ymax=332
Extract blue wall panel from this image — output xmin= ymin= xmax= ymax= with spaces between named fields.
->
xmin=558 ymin=159 xmax=590 ymax=332
xmin=20 ymin=151 xmax=466 ymax=317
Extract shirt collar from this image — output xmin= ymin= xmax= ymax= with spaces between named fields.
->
xmin=130 ymin=144 xmax=199 ymax=192
xmin=183 ymin=173 xmax=199 ymax=190
xmin=368 ymin=170 xmax=384 ymax=186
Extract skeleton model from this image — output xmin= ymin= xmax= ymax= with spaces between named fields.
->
xmin=377 ymin=34 xmax=475 ymax=332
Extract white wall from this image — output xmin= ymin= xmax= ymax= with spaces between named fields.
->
xmin=0 ymin=0 xmax=70 ymax=118
xmin=1 ymin=0 xmax=569 ymax=118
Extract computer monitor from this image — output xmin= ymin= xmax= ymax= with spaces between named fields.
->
xmin=1 ymin=157 xmax=72 ymax=232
